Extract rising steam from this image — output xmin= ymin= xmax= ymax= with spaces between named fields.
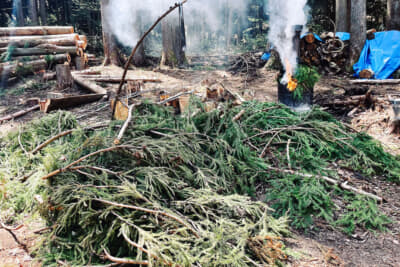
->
xmin=267 ymin=0 xmax=308 ymax=83
xmin=104 ymin=0 xmax=248 ymax=54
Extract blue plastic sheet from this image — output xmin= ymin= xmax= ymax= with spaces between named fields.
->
xmin=354 ymin=31 xmax=400 ymax=79
xmin=335 ymin=32 xmax=350 ymax=41
xmin=261 ymin=53 xmax=271 ymax=61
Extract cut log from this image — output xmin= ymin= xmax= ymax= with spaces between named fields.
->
xmin=39 ymin=94 xmax=105 ymax=113
xmin=75 ymin=75 xmax=162 ymax=83
xmin=0 ymin=105 xmax=40 ymax=124
xmin=350 ymin=79 xmax=400 ymax=85
xmin=42 ymin=71 xmax=56 ymax=81
xmin=359 ymin=69 xmax=374 ymax=79
xmin=0 ymin=34 xmax=80 ymax=48
xmin=56 ymin=64 xmax=73 ymax=89
xmin=0 ymin=54 xmax=69 ymax=78
xmin=0 ymin=44 xmax=77 ymax=56
xmin=71 ymin=73 xmax=108 ymax=94
xmin=78 ymin=35 xmax=88 ymax=50
xmin=0 ymin=26 xmax=74 ymax=36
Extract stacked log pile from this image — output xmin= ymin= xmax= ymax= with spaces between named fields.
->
xmin=300 ymin=33 xmax=349 ymax=74
xmin=0 ymin=26 xmax=88 ymax=82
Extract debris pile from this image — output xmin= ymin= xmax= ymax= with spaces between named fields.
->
xmin=0 ymin=26 xmax=89 ymax=83
xmin=300 ymin=32 xmax=349 ymax=74
xmin=228 ymin=51 xmax=266 ymax=77
xmin=1 ymin=101 xmax=399 ymax=265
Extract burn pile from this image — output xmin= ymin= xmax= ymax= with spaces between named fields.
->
xmin=0 ymin=26 xmax=89 ymax=84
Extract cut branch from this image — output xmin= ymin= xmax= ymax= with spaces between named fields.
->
xmin=111 ymin=0 xmax=188 ymax=119
xmin=0 ymin=105 xmax=39 ymax=124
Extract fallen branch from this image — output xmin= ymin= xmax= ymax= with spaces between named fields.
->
xmin=71 ymin=73 xmax=108 ymax=94
xmin=41 ymin=145 xmax=138 ymax=180
xmin=112 ymin=0 xmax=189 ymax=119
xmin=95 ymin=198 xmax=199 ymax=238
xmin=114 ymin=104 xmax=135 ymax=145
xmin=75 ymin=75 xmax=162 ymax=84
xmin=0 ymin=105 xmax=39 ymax=124
xmin=0 ymin=222 xmax=24 ymax=231
xmin=349 ymin=79 xmax=400 ymax=85
xmin=266 ymin=167 xmax=383 ymax=202
xmin=232 ymin=109 xmax=246 ymax=122
xmin=103 ymin=249 xmax=149 ymax=265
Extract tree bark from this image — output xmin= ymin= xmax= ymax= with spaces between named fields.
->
xmin=387 ymin=0 xmax=400 ymax=30
xmin=39 ymin=0 xmax=47 ymax=25
xmin=0 ymin=26 xmax=74 ymax=36
xmin=349 ymin=0 xmax=366 ymax=67
xmin=101 ymin=0 xmax=121 ymax=66
xmin=336 ymin=0 xmax=351 ymax=32
xmin=28 ymin=0 xmax=39 ymax=25
xmin=40 ymin=94 xmax=104 ymax=113
xmin=15 ymin=0 xmax=25 ymax=26
xmin=0 ymin=45 xmax=77 ymax=56
xmin=161 ymin=8 xmax=186 ymax=68
xmin=0 ymin=34 xmax=80 ymax=48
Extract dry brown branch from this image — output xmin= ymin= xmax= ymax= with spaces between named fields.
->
xmin=0 ymin=222 xmax=24 ymax=231
xmin=0 ymin=105 xmax=40 ymax=124
xmin=95 ymin=198 xmax=199 ymax=238
xmin=112 ymin=0 xmax=189 ymax=119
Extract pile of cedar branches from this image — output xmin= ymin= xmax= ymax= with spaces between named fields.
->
xmin=0 ymin=26 xmax=88 ymax=83
xmin=1 ymin=100 xmax=399 ymax=266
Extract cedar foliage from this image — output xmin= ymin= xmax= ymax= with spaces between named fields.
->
xmin=0 ymin=101 xmax=398 ymax=265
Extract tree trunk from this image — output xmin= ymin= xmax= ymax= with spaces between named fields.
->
xmin=15 ymin=0 xmax=24 ymax=26
xmin=28 ymin=0 xmax=39 ymax=25
xmin=161 ymin=7 xmax=186 ymax=68
xmin=336 ymin=0 xmax=351 ymax=32
xmin=101 ymin=0 xmax=121 ymax=66
xmin=132 ymin=13 xmax=146 ymax=67
xmin=387 ymin=0 xmax=400 ymax=30
xmin=349 ymin=0 xmax=366 ymax=67
xmin=0 ymin=45 xmax=78 ymax=56
xmin=39 ymin=0 xmax=47 ymax=25
xmin=0 ymin=34 xmax=79 ymax=48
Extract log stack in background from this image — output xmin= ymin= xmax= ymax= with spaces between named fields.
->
xmin=300 ymin=32 xmax=349 ymax=75
xmin=0 ymin=26 xmax=89 ymax=82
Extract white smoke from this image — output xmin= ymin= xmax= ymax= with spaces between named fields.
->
xmin=267 ymin=0 xmax=308 ymax=83
xmin=104 ymin=0 xmax=248 ymax=54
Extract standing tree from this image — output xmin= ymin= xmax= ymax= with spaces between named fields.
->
xmin=28 ymin=0 xmax=39 ymax=25
xmin=161 ymin=6 xmax=186 ymax=68
xmin=387 ymin=0 xmax=400 ymax=30
xmin=39 ymin=0 xmax=47 ymax=25
xmin=15 ymin=0 xmax=24 ymax=26
xmin=101 ymin=0 xmax=121 ymax=66
xmin=335 ymin=0 xmax=351 ymax=32
xmin=349 ymin=0 xmax=366 ymax=66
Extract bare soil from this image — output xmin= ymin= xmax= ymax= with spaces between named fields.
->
xmin=0 ymin=66 xmax=399 ymax=266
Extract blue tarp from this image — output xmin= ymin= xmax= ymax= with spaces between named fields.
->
xmin=261 ymin=53 xmax=271 ymax=61
xmin=354 ymin=31 xmax=400 ymax=79
xmin=335 ymin=32 xmax=350 ymax=41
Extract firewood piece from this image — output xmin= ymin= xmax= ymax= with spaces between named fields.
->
xmin=305 ymin=33 xmax=316 ymax=44
xmin=111 ymin=100 xmax=129 ymax=121
xmin=0 ymin=34 xmax=80 ymax=48
xmin=39 ymin=94 xmax=105 ymax=113
xmin=0 ymin=44 xmax=77 ymax=56
xmin=0 ymin=105 xmax=40 ymax=124
xmin=71 ymin=73 xmax=108 ymax=94
xmin=359 ymin=69 xmax=374 ymax=79
xmin=0 ymin=26 xmax=74 ymax=36
xmin=56 ymin=64 xmax=73 ymax=89
xmin=72 ymin=69 xmax=101 ymax=75
xmin=350 ymin=79 xmax=400 ymax=85
xmin=78 ymin=35 xmax=88 ymax=50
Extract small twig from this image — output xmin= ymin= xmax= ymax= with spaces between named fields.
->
xmin=286 ymin=139 xmax=292 ymax=170
xmin=18 ymin=127 xmax=28 ymax=156
xmin=103 ymin=249 xmax=149 ymax=265
xmin=95 ymin=198 xmax=199 ymax=238
xmin=70 ymin=166 xmax=120 ymax=177
xmin=232 ymin=109 xmax=246 ymax=122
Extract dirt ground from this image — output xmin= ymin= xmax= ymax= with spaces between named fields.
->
xmin=0 ymin=66 xmax=399 ymax=266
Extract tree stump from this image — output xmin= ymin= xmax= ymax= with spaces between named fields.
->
xmin=56 ymin=64 xmax=73 ymax=90
xmin=74 ymin=56 xmax=87 ymax=71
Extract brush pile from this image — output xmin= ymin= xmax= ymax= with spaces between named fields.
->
xmin=1 ymin=100 xmax=399 ymax=266
xmin=228 ymin=51 xmax=266 ymax=77
xmin=300 ymin=33 xmax=349 ymax=74
xmin=0 ymin=26 xmax=88 ymax=82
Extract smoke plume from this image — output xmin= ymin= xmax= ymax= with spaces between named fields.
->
xmin=266 ymin=0 xmax=308 ymax=82
xmin=104 ymin=0 xmax=248 ymax=55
